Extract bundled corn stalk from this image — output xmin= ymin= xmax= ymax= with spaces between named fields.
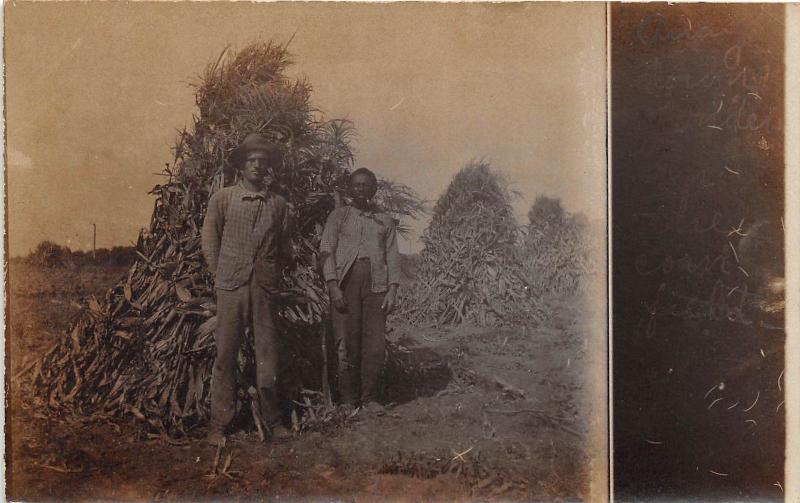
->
xmin=400 ymin=161 xmax=543 ymax=326
xmin=29 ymin=41 xmax=419 ymax=437
xmin=520 ymin=196 xmax=600 ymax=297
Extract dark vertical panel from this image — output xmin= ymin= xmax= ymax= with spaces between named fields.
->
xmin=612 ymin=4 xmax=785 ymax=501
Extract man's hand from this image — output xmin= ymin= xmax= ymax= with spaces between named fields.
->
xmin=328 ymin=280 xmax=347 ymax=313
xmin=381 ymin=285 xmax=398 ymax=314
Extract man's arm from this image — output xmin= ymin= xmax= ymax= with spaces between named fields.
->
xmin=381 ymin=216 xmax=401 ymax=314
xmin=385 ymin=216 xmax=401 ymax=287
xmin=319 ymin=208 xmax=342 ymax=284
xmin=279 ymin=200 xmax=295 ymax=265
xmin=201 ymin=190 xmax=225 ymax=275
xmin=320 ymin=208 xmax=348 ymax=312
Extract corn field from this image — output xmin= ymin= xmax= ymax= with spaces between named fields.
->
xmin=520 ymin=196 xmax=601 ymax=298
xmin=25 ymin=42 xmax=596 ymax=438
xmin=28 ymin=42 xmax=420 ymax=437
xmin=401 ymin=165 xmax=599 ymax=327
xmin=400 ymin=161 xmax=545 ymax=326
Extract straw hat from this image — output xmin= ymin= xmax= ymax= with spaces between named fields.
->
xmin=229 ymin=133 xmax=282 ymax=168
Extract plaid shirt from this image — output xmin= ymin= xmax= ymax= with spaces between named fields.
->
xmin=320 ymin=205 xmax=400 ymax=293
xmin=202 ymin=183 xmax=292 ymax=290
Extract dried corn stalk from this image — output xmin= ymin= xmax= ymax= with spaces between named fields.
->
xmin=29 ymin=41 xmax=420 ymax=437
xmin=400 ymin=161 xmax=544 ymax=326
xmin=520 ymin=200 xmax=601 ymax=298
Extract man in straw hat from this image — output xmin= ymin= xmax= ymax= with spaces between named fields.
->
xmin=201 ymin=133 xmax=293 ymax=444
xmin=320 ymin=167 xmax=401 ymax=410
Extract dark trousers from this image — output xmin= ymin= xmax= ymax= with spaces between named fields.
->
xmin=211 ymin=278 xmax=280 ymax=431
xmin=331 ymin=259 xmax=387 ymax=405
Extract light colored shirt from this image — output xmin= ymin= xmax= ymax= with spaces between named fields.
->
xmin=201 ymin=183 xmax=291 ymax=290
xmin=355 ymin=211 xmax=376 ymax=259
xmin=320 ymin=205 xmax=400 ymax=293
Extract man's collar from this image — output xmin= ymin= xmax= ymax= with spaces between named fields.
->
xmin=351 ymin=200 xmax=379 ymax=214
xmin=237 ymin=181 xmax=269 ymax=200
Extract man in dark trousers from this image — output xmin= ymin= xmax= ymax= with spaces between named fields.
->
xmin=320 ymin=168 xmax=401 ymax=409
xmin=201 ymin=133 xmax=292 ymax=444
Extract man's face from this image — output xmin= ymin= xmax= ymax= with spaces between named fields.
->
xmin=240 ymin=151 xmax=275 ymax=186
xmin=349 ymin=173 xmax=377 ymax=202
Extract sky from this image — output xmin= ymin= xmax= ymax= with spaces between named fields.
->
xmin=5 ymin=2 xmax=606 ymax=256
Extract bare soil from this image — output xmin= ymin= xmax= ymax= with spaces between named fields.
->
xmin=6 ymin=260 xmax=601 ymax=501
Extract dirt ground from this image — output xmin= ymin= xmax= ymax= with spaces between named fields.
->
xmin=6 ymin=260 xmax=605 ymax=502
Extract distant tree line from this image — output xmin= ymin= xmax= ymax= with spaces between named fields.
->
xmin=25 ymin=240 xmax=136 ymax=268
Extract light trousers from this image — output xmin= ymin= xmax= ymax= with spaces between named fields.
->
xmin=211 ymin=278 xmax=280 ymax=431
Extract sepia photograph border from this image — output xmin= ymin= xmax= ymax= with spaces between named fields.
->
xmin=3 ymin=2 xmax=800 ymax=502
